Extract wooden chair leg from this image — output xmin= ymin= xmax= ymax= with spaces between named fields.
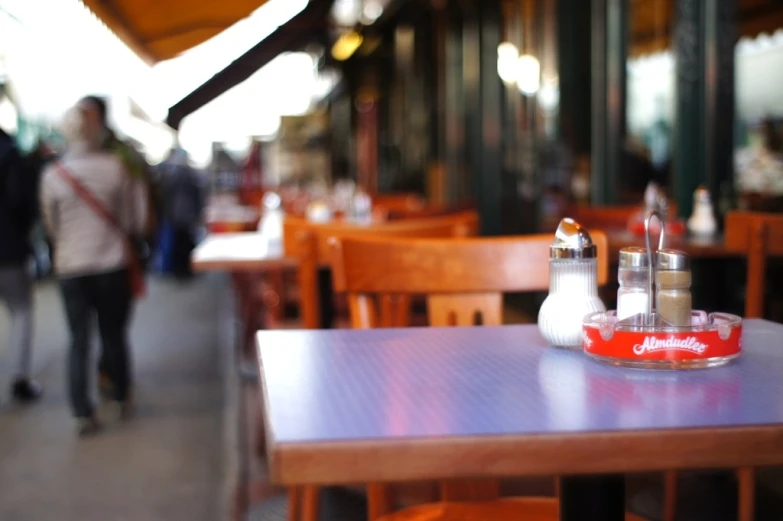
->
xmin=301 ymin=486 xmax=321 ymax=521
xmin=737 ymin=467 xmax=755 ymax=521
xmin=288 ymin=486 xmax=302 ymax=521
xmin=368 ymin=483 xmax=394 ymax=521
xmin=663 ymin=470 xmax=678 ymax=521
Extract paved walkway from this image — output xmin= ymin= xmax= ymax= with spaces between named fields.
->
xmin=0 ymin=275 xmax=231 ymax=521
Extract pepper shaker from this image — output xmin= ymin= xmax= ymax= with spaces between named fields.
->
xmin=537 ymin=218 xmax=606 ymax=349
xmin=655 ymin=249 xmax=692 ymax=326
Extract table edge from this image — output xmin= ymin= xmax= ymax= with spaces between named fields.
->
xmin=267 ymin=425 xmax=783 ymax=485
xmin=192 ymin=257 xmax=298 ymax=272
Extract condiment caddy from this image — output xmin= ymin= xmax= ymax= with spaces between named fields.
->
xmin=536 ymin=213 xmax=742 ymax=370
xmin=582 ymin=211 xmax=742 ymax=369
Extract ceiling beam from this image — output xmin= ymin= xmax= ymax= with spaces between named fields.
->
xmin=165 ymin=0 xmax=334 ymax=130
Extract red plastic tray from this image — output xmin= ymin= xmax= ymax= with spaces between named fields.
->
xmin=582 ymin=310 xmax=742 ymax=369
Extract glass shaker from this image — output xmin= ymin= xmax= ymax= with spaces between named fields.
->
xmin=655 ymin=249 xmax=692 ymax=326
xmin=617 ymin=247 xmax=650 ymax=321
xmin=537 ymin=218 xmax=606 ymax=349
xmin=349 ymin=188 xmax=373 ymax=225
xmin=258 ymin=191 xmax=284 ymax=255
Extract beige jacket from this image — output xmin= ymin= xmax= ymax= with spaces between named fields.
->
xmin=40 ymin=144 xmax=148 ymax=277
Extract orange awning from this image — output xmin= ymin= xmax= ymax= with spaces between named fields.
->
xmin=80 ymin=0 xmax=269 ymax=63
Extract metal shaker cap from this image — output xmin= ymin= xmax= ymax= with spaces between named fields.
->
xmin=619 ymin=247 xmax=648 ymax=268
xmin=693 ymin=185 xmax=712 ymax=204
xmin=262 ymin=192 xmax=282 ymax=210
xmin=550 ymin=218 xmax=597 ymax=259
xmin=656 ymin=248 xmax=690 ymax=270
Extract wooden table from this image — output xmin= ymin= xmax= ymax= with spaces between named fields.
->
xmin=191 ymin=233 xmax=296 ymax=272
xmin=257 ymin=320 xmax=783 ymax=521
xmin=607 ymin=230 xmax=738 ymax=259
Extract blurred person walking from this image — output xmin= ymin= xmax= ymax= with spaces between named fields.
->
xmin=40 ymin=105 xmax=147 ymax=436
xmin=77 ymin=95 xmax=157 ymax=399
xmin=0 ymin=90 xmax=43 ymax=403
xmin=158 ymin=147 xmax=203 ymax=279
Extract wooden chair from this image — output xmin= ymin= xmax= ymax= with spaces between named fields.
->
xmin=283 ymin=210 xmax=479 ymax=329
xmin=327 ymin=233 xmax=647 ymax=521
xmin=371 ymin=193 xmax=427 ymax=219
xmin=661 ymin=211 xmax=783 ymax=521
xmin=725 ymin=211 xmax=783 ymax=319
xmin=266 ymin=213 xmax=479 ymax=521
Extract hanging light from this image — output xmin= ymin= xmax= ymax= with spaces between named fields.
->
xmin=361 ymin=1 xmax=384 ymax=24
xmin=331 ymin=31 xmax=364 ymax=61
xmin=538 ymin=77 xmax=560 ymax=110
xmin=516 ymin=54 xmax=541 ymax=96
xmin=496 ymin=42 xmax=519 ymax=85
xmin=497 ymin=42 xmax=519 ymax=61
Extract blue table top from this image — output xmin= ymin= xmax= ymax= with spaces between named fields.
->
xmin=257 ymin=320 xmax=783 ymax=484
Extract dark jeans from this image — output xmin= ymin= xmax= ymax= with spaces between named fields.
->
xmin=59 ymin=269 xmax=132 ymax=418
xmin=171 ymin=227 xmax=194 ymax=278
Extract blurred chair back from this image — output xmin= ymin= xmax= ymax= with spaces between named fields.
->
xmin=725 ymin=211 xmax=783 ymax=318
xmin=330 ymin=232 xmax=608 ymax=328
xmin=371 ymin=193 xmax=427 ymax=219
xmin=285 ymin=211 xmax=479 ymax=329
xmin=284 ymin=210 xmax=478 ymax=263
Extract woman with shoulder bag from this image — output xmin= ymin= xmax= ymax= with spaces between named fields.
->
xmin=40 ymin=104 xmax=147 ymax=436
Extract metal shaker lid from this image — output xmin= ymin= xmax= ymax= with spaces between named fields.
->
xmin=262 ymin=192 xmax=282 ymax=210
xmin=656 ymin=248 xmax=690 ymax=270
xmin=619 ymin=247 xmax=648 ymax=268
xmin=550 ymin=218 xmax=597 ymax=259
xmin=693 ymin=185 xmax=712 ymax=204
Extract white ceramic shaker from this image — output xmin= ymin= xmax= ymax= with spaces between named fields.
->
xmin=687 ymin=186 xmax=718 ymax=236
xmin=257 ymin=191 xmax=284 ymax=255
xmin=537 ymin=218 xmax=606 ymax=349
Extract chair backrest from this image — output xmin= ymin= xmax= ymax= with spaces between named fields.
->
xmin=725 ymin=211 xmax=783 ymax=318
xmin=371 ymin=192 xmax=427 ymax=218
xmin=283 ymin=209 xmax=479 ymax=263
xmin=331 ymin=232 xmax=609 ymax=328
xmin=287 ymin=211 xmax=480 ymax=329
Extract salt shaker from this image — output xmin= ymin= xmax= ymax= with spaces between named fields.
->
xmin=655 ymin=249 xmax=692 ymax=326
xmin=537 ymin=218 xmax=606 ymax=349
xmin=687 ymin=186 xmax=717 ymax=236
xmin=257 ymin=192 xmax=284 ymax=255
xmin=617 ymin=247 xmax=649 ymax=321
xmin=349 ymin=189 xmax=373 ymax=225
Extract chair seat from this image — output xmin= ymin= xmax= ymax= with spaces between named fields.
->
xmin=376 ymin=497 xmax=649 ymax=521
xmin=246 ymin=487 xmax=368 ymax=521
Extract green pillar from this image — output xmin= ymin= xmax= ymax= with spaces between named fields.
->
xmin=591 ymin=0 xmax=627 ymax=205
xmin=463 ymin=0 xmax=503 ymax=236
xmin=674 ymin=0 xmax=735 ymax=218
xmin=557 ymin=0 xmax=592 ymax=158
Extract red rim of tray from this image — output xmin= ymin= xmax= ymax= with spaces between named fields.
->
xmin=582 ymin=311 xmax=742 ymax=367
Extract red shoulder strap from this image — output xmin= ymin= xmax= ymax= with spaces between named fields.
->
xmin=54 ymin=161 xmax=126 ymax=236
